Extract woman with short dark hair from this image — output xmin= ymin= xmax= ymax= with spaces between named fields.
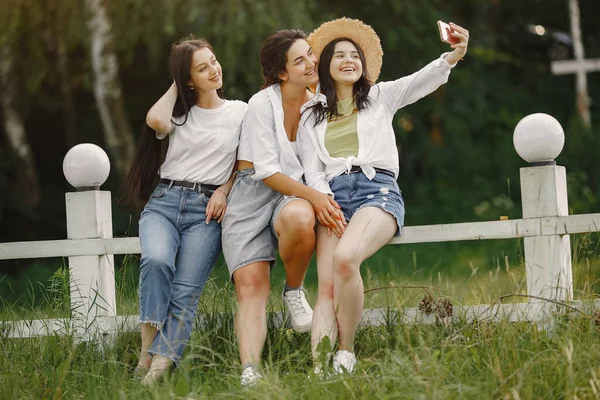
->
xmin=221 ymin=29 xmax=344 ymax=387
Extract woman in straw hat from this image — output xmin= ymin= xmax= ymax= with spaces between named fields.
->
xmin=297 ymin=17 xmax=469 ymax=374
xmin=220 ymin=29 xmax=345 ymax=387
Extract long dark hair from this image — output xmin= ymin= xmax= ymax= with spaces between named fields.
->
xmin=259 ymin=29 xmax=307 ymax=89
xmin=311 ymin=38 xmax=372 ymax=127
xmin=120 ymin=37 xmax=222 ymax=210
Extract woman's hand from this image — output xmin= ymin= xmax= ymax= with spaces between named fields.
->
xmin=326 ymin=208 xmax=347 ymax=238
xmin=445 ymin=23 xmax=469 ymax=64
xmin=308 ymin=191 xmax=346 ymax=238
xmin=205 ymin=189 xmax=228 ymax=224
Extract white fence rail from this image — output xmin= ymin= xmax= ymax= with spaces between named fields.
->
xmin=3 ymin=211 xmax=599 ymax=339
xmin=1 ymin=114 xmax=599 ymax=340
xmin=1 ymin=213 xmax=600 ymax=260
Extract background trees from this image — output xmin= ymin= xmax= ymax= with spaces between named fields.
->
xmin=1 ymin=0 xmax=599 ymax=283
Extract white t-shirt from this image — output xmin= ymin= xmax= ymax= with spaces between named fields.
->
xmin=157 ymin=100 xmax=247 ymax=185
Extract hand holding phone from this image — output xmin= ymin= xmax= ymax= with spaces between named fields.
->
xmin=437 ymin=21 xmax=459 ymax=45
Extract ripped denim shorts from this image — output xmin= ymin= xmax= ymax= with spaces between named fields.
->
xmin=329 ymin=170 xmax=405 ymax=236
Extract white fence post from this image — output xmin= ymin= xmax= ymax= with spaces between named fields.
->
xmin=63 ymin=144 xmax=116 ymax=339
xmin=514 ymin=114 xmax=573 ymax=302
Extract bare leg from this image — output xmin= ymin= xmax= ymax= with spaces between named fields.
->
xmin=234 ymin=262 xmax=271 ymax=365
xmin=138 ymin=323 xmax=158 ymax=369
xmin=333 ymin=207 xmax=396 ymax=351
xmin=274 ymin=200 xmax=316 ymax=287
xmin=311 ymin=224 xmax=339 ymax=360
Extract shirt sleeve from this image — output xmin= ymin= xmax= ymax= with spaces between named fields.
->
xmin=377 ymin=53 xmax=456 ymax=113
xmin=246 ymin=94 xmax=282 ymax=180
xmin=297 ymin=117 xmax=334 ymax=197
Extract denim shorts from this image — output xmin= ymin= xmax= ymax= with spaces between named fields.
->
xmin=221 ymin=169 xmax=301 ymax=280
xmin=330 ymin=171 xmax=405 ymax=236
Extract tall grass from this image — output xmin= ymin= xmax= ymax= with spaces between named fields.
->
xmin=1 ymin=235 xmax=600 ymax=398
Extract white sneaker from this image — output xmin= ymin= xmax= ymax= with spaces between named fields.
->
xmin=282 ymin=288 xmax=313 ymax=333
xmin=240 ymin=365 xmax=262 ymax=388
xmin=332 ymin=350 xmax=357 ymax=374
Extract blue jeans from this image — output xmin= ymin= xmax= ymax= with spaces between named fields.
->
xmin=138 ymin=183 xmax=221 ymax=365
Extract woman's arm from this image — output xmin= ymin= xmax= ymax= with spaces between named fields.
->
xmin=297 ymin=121 xmax=334 ymax=197
xmin=146 ymin=82 xmax=178 ymax=134
xmin=246 ymin=93 xmax=344 ymax=234
xmin=378 ymin=23 xmax=469 ymax=113
xmin=262 ymin=173 xmax=344 ymax=237
xmin=205 ymin=163 xmax=238 ymax=224
xmin=296 ymin=123 xmax=346 ymax=236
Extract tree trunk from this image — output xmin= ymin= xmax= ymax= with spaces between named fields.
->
xmin=85 ymin=0 xmax=135 ymax=178
xmin=0 ymin=46 xmax=41 ymax=206
xmin=43 ymin=0 xmax=79 ymax=147
xmin=55 ymin=0 xmax=79 ymax=147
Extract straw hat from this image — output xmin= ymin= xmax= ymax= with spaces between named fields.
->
xmin=308 ymin=17 xmax=383 ymax=83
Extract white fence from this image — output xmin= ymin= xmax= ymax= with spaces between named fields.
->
xmin=1 ymin=114 xmax=599 ymax=340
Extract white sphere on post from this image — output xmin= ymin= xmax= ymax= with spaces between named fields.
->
xmin=62 ymin=144 xmax=116 ymax=341
xmin=515 ymin=113 xmax=572 ymax=305
xmin=513 ymin=113 xmax=564 ymax=165
xmin=62 ymin=143 xmax=111 ymax=190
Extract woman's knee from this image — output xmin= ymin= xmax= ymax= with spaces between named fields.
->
xmin=332 ymin=249 xmax=359 ymax=282
xmin=278 ymin=202 xmax=316 ymax=236
xmin=234 ymin=268 xmax=270 ymax=303
xmin=140 ymin=252 xmax=175 ymax=275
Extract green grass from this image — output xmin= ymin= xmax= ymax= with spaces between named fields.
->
xmin=2 ymin=235 xmax=600 ymax=398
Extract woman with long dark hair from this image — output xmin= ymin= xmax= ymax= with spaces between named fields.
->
xmin=122 ymin=37 xmax=246 ymax=385
xmin=221 ymin=29 xmax=345 ymax=387
xmin=298 ymin=18 xmax=469 ymax=375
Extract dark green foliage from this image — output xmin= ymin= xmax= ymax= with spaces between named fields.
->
xmin=1 ymin=1 xmax=600 ymax=300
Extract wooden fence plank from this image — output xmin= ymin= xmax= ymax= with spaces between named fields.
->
xmin=1 ymin=213 xmax=600 ymax=260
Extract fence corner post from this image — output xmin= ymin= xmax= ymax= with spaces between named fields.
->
xmin=63 ymin=144 xmax=116 ymax=341
xmin=514 ymin=114 xmax=573 ymax=303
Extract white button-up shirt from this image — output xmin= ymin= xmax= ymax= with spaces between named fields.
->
xmin=297 ymin=54 xmax=456 ymax=196
xmin=237 ymin=84 xmax=305 ymax=182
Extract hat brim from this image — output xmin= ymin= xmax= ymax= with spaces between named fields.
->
xmin=308 ymin=17 xmax=383 ymax=83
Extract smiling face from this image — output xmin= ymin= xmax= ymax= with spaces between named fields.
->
xmin=279 ymin=39 xmax=318 ymax=87
xmin=188 ymin=47 xmax=223 ymax=93
xmin=329 ymin=40 xmax=363 ymax=87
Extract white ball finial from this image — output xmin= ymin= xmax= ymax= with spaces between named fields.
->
xmin=513 ymin=113 xmax=564 ymax=164
xmin=63 ymin=144 xmax=110 ymax=190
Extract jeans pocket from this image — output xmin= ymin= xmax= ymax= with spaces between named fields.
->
xmin=150 ymin=184 xmax=167 ymax=199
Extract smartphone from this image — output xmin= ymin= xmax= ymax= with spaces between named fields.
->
xmin=437 ymin=21 xmax=459 ymax=45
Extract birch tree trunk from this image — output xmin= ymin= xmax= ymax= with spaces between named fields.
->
xmin=85 ymin=0 xmax=135 ymax=178
xmin=0 ymin=46 xmax=41 ymax=206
